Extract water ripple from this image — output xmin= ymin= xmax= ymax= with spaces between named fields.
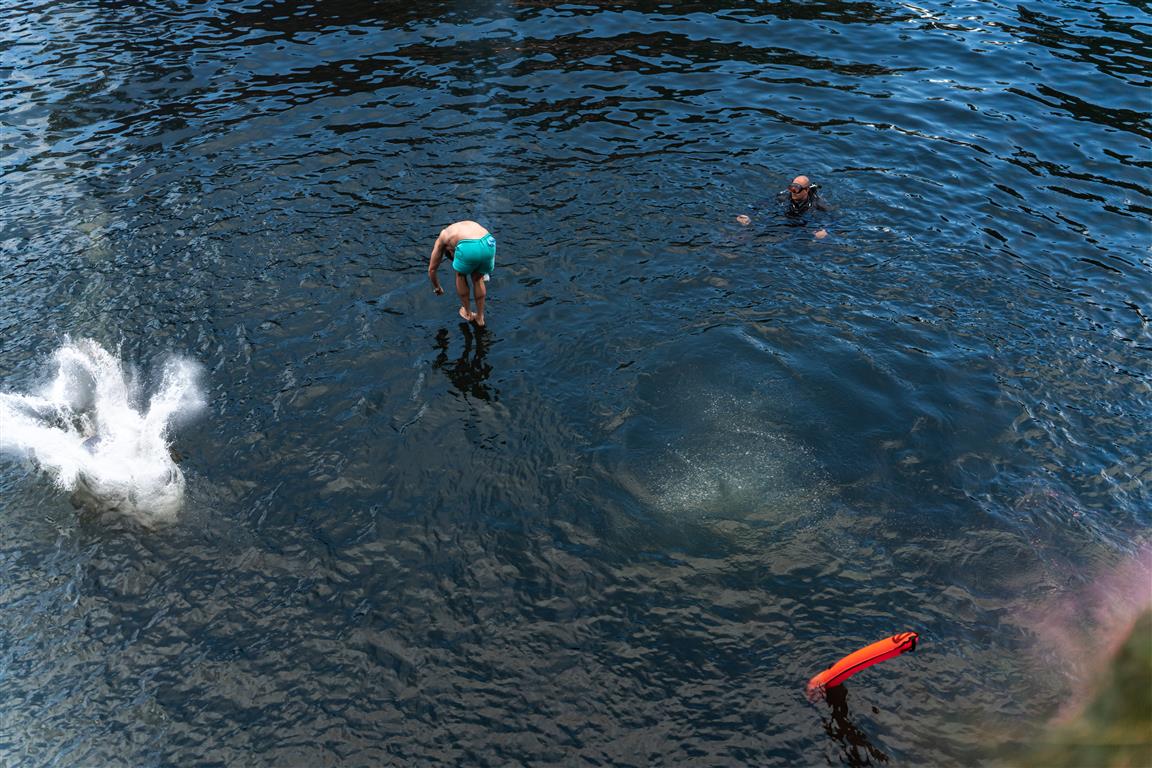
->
xmin=2 ymin=0 xmax=1150 ymax=765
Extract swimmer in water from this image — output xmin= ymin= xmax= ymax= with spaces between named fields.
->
xmin=736 ymin=174 xmax=830 ymax=239
xmin=428 ymin=220 xmax=497 ymax=327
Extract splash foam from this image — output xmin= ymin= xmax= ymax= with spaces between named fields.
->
xmin=0 ymin=338 xmax=204 ymax=525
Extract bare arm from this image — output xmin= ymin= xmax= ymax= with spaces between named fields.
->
xmin=428 ymin=231 xmax=447 ymax=295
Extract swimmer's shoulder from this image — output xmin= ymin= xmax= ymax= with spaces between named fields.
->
xmin=443 ymin=220 xmax=489 ymax=240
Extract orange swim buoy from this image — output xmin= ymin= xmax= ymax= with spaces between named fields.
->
xmin=807 ymin=632 xmax=919 ymax=699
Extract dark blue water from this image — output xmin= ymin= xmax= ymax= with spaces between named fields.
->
xmin=2 ymin=1 xmax=1150 ymax=765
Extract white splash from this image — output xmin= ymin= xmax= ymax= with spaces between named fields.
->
xmin=0 ymin=338 xmax=205 ymax=525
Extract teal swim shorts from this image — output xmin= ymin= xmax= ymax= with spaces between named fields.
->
xmin=452 ymin=233 xmax=496 ymax=276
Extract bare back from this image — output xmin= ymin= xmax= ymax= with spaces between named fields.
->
xmin=439 ymin=220 xmax=489 ymax=250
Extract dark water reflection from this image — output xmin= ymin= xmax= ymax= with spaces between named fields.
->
xmin=434 ymin=324 xmax=496 ymax=401
xmin=2 ymin=0 xmax=1150 ymax=765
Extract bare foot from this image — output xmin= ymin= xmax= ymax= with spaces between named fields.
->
xmin=736 ymin=214 xmax=751 ymax=226
xmin=459 ymin=307 xmax=473 ymax=322
xmin=473 ymin=315 xmax=486 ymax=328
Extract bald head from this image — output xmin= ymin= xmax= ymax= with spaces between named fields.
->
xmin=789 ymin=175 xmax=813 ymax=201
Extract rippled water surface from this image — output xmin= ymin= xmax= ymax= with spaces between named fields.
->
xmin=2 ymin=1 xmax=1150 ymax=765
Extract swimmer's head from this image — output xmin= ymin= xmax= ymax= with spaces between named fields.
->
xmin=789 ymin=176 xmax=813 ymax=200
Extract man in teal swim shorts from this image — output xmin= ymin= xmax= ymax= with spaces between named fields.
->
xmin=427 ymin=220 xmax=496 ymax=326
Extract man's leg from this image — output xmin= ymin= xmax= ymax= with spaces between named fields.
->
xmin=455 ymin=272 xmax=472 ymax=321
xmin=470 ymin=272 xmax=487 ymax=326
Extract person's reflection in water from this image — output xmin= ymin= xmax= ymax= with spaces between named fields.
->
xmin=821 ymin=685 xmax=891 ymax=766
xmin=433 ymin=323 xmax=495 ymax=401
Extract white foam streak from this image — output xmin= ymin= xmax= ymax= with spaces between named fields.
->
xmin=0 ymin=338 xmax=204 ymax=525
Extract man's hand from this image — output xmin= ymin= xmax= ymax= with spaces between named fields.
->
xmin=736 ymin=214 xmax=751 ymax=226
xmin=433 ymin=285 xmax=444 ymax=295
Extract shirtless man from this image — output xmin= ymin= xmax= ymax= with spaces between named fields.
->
xmin=427 ymin=220 xmax=496 ymax=326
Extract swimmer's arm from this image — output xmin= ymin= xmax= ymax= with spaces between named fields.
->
xmin=814 ymin=197 xmax=832 ymax=238
xmin=735 ymin=200 xmax=765 ymax=226
xmin=428 ymin=231 xmax=448 ymax=295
